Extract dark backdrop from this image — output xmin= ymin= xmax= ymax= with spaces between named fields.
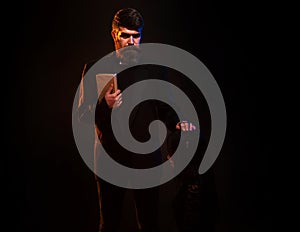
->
xmin=7 ymin=0 xmax=273 ymax=231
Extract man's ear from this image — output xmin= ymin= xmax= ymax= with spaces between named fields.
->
xmin=111 ymin=30 xmax=117 ymax=42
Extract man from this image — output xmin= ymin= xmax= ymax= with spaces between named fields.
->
xmin=77 ymin=8 xmax=195 ymax=232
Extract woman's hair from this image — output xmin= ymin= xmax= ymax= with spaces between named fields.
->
xmin=112 ymin=8 xmax=144 ymax=31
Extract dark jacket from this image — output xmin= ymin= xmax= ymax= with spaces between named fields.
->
xmin=78 ymin=55 xmax=179 ymax=171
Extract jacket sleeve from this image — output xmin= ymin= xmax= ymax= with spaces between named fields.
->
xmin=157 ymin=100 xmax=179 ymax=132
xmin=77 ymin=63 xmax=95 ymax=123
xmin=77 ymin=63 xmax=112 ymax=125
xmin=156 ymin=66 xmax=180 ymax=132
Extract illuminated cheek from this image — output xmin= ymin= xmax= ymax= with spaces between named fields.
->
xmin=118 ymin=39 xmax=127 ymax=47
xmin=135 ymin=38 xmax=141 ymax=44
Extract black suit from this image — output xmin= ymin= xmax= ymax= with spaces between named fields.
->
xmin=78 ymin=55 xmax=178 ymax=232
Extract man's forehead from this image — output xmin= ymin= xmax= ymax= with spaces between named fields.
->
xmin=118 ymin=27 xmax=141 ymax=33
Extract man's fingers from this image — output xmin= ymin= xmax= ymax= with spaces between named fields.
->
xmin=181 ymin=121 xmax=188 ymax=131
xmin=105 ymin=84 xmax=114 ymax=95
xmin=113 ymin=99 xmax=122 ymax=108
xmin=105 ymin=87 xmax=122 ymax=108
xmin=177 ymin=121 xmax=197 ymax=131
xmin=190 ymin=123 xmax=196 ymax=131
xmin=106 ymin=90 xmax=121 ymax=101
xmin=115 ymin=93 xmax=122 ymax=101
xmin=108 ymin=89 xmax=121 ymax=97
xmin=105 ymin=84 xmax=121 ymax=96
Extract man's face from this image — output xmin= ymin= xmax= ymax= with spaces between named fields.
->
xmin=112 ymin=26 xmax=142 ymax=50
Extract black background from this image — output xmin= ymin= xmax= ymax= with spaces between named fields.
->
xmin=7 ymin=0 xmax=274 ymax=231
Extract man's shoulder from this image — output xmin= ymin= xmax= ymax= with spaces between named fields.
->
xmin=84 ymin=58 xmax=99 ymax=71
xmin=83 ymin=53 xmax=119 ymax=74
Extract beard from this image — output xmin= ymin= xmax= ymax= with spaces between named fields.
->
xmin=118 ymin=45 xmax=141 ymax=66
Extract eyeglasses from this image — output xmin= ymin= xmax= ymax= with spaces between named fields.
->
xmin=118 ymin=32 xmax=141 ymax=39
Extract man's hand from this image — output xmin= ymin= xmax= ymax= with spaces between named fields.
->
xmin=176 ymin=121 xmax=196 ymax=131
xmin=105 ymin=84 xmax=122 ymax=108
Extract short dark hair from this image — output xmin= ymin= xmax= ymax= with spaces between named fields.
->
xmin=112 ymin=8 xmax=144 ymax=31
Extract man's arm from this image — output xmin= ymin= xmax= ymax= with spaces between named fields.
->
xmin=77 ymin=63 xmax=97 ymax=123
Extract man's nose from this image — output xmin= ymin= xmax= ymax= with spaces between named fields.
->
xmin=128 ymin=35 xmax=135 ymax=45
